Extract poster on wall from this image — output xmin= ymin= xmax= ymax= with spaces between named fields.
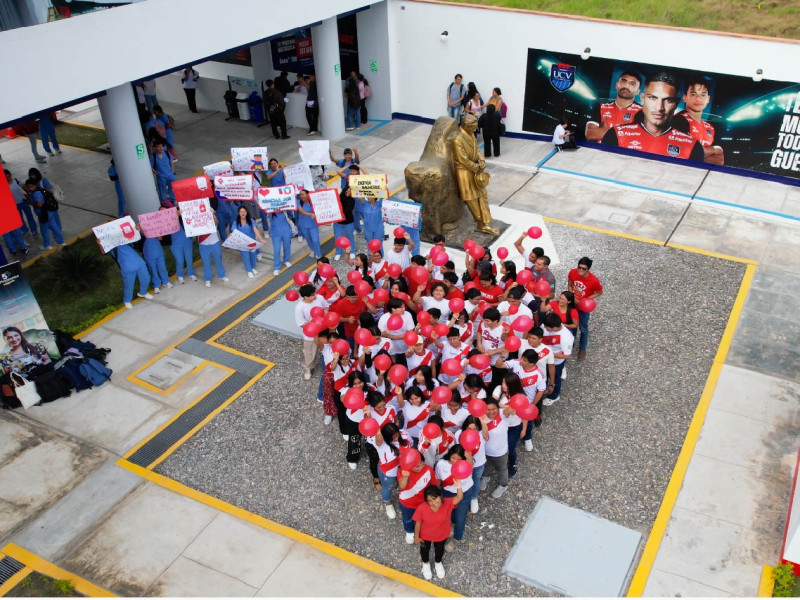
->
xmin=271 ymin=28 xmax=315 ymax=74
xmin=0 ymin=262 xmax=60 ymax=363
xmin=521 ymin=48 xmax=800 ymax=178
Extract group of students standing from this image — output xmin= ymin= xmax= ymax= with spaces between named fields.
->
xmin=3 ymin=167 xmax=65 ymax=261
xmin=294 ymin=229 xmax=604 ymax=580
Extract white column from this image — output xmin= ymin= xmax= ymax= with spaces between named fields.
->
xmin=98 ymin=83 xmax=160 ymax=218
xmin=312 ymin=17 xmax=346 ymax=141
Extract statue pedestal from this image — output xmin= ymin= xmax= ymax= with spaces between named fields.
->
xmin=420 ymin=211 xmax=509 ymax=248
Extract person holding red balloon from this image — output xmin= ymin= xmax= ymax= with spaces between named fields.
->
xmin=498 ymin=287 xmax=534 ymax=341
xmin=541 ymin=291 xmax=579 ymax=334
xmin=343 ymin=372 xmax=371 ymax=468
xmin=344 ymin=250 xmax=372 ymax=280
xmin=362 ymin=391 xmax=399 ymax=489
xmin=514 ymin=232 xmax=544 ymax=270
xmin=405 ymin=363 xmax=437 ymax=399
xmin=413 ymin=483 xmax=464 ymax=580
xmin=440 ymin=392 xmax=469 ymax=434
xmin=480 ymin=398 xmax=516 ymax=498
xmin=330 ymin=285 xmax=370 ymax=351
xmin=418 ymin=415 xmax=455 ymax=467
xmin=541 ymin=313 xmax=574 ymax=405
xmin=398 ymin=450 xmax=437 ymax=544
xmin=316 ymin=330 xmax=341 ymax=425
xmin=442 ymin=273 xmax=464 ymax=302
xmin=378 ymin=298 xmax=416 ymax=364
xmin=526 ymin=255 xmax=557 ymax=318
xmin=385 ymin=232 xmax=415 ymax=271
xmin=492 ymin=368 xmax=537 ymax=477
xmin=397 ymin=385 xmax=432 ymax=445
xmin=475 ymin=272 xmax=504 ymax=307
xmin=435 ymin=444 xmax=473 ymax=552
xmin=476 ymin=307 xmax=509 ymax=361
xmin=567 ymin=257 xmax=603 ymax=360
xmin=497 ymin=261 xmax=518 ymax=294
xmin=333 ymin=186 xmax=357 ymax=262
xmin=455 ymin=416 xmax=488 ymax=513
xmin=405 ymin=334 xmax=435 ymax=379
xmin=370 ymin=422 xmax=412 ymax=519
xmin=414 ymin=282 xmax=450 ymax=324
xmin=295 ymin=284 xmax=328 ymax=381
xmin=331 ymin=342 xmax=361 ymax=434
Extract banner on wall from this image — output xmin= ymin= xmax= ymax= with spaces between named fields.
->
xmin=271 ymin=28 xmax=315 ymax=74
xmin=522 ymin=48 xmax=800 ymax=178
xmin=0 ymin=261 xmax=60 ymax=363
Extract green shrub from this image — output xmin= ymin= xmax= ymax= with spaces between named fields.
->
xmin=773 ymin=563 xmax=797 ymax=597
xmin=35 ymin=243 xmax=110 ymax=295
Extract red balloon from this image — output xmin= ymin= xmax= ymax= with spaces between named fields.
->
xmin=343 ymin=387 xmax=365 ymax=410
xmin=285 ymin=290 xmax=299 ymax=302
xmin=469 ymin=245 xmax=485 ymax=260
xmin=373 ymin=354 xmax=392 ymax=372
xmin=347 ymin=270 xmax=363 ymax=284
xmin=399 ymin=448 xmax=421 ymax=471
xmin=359 ymin=417 xmax=379 ymax=437
xmin=336 ymin=236 xmax=351 ymax=249
xmin=508 ymin=304 xmax=519 ymax=315
xmin=578 ymin=297 xmax=597 ymax=313
xmin=393 ymin=227 xmax=406 ymax=238
xmin=387 ymin=314 xmax=403 ymax=330
xmin=310 ymin=306 xmax=325 ymax=319
xmin=512 ymin=315 xmax=533 ymax=332
xmin=463 ymin=239 xmax=476 ymax=251
xmin=431 ymin=252 xmax=449 ymax=266
xmin=509 ymin=393 xmax=529 ymax=412
xmin=324 ymin=311 xmax=341 ymax=328
xmin=496 ymin=247 xmax=509 ymax=260
xmin=468 ymin=398 xmax=487 ymax=418
xmin=387 ymin=263 xmax=402 ymax=279
xmin=302 ymin=322 xmax=321 ymax=337
xmin=505 ymin=335 xmax=521 ymax=352
xmin=293 ymin=271 xmax=309 ymax=286
xmin=434 ymin=323 xmax=450 ymax=338
xmin=463 ymin=281 xmax=476 ymax=292
xmin=469 ymin=354 xmax=490 ymax=370
xmin=430 ymin=245 xmax=445 ymax=256
xmin=451 ymin=459 xmax=473 ymax=480
xmin=431 ymin=386 xmax=452 ymax=405
xmin=441 ymin=358 xmax=462 ymax=376
xmin=372 ymin=288 xmax=389 ymax=303
xmin=422 ymin=422 xmax=441 ymax=439
xmin=528 ymin=226 xmax=543 ymax=239
xmin=448 ymin=298 xmax=464 ymax=313
xmin=356 ymin=280 xmax=372 ymax=297
xmin=420 ymin=323 xmax=434 ymax=339
xmin=388 ymin=364 xmax=408 ymax=386
xmin=368 ymin=239 xmax=383 ymax=253
xmin=318 ymin=263 xmax=336 ymax=279
xmin=354 ymin=328 xmax=375 ymax=346
xmin=516 ymin=269 xmax=533 ymax=285
xmin=404 ymin=330 xmax=419 ymax=346
xmin=518 ymin=403 xmax=539 ymax=421
xmin=525 ymin=281 xmax=537 ymax=294
xmin=331 ymin=338 xmax=350 ymax=355
xmin=409 ymin=266 xmax=429 ymax=284
xmin=394 ymin=291 xmax=409 ymax=303
xmin=417 ymin=311 xmax=431 ymax=324
xmin=460 ymin=429 xmax=481 ymax=453
xmin=312 ymin=316 xmax=326 ymax=332
xmin=533 ymin=280 xmax=551 ymax=297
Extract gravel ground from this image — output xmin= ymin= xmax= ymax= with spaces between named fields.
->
xmin=156 ymin=223 xmax=746 ymax=597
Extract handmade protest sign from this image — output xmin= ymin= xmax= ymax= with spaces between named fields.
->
xmin=283 ymin=162 xmax=316 ymax=191
xmin=231 ymin=147 xmax=268 ymax=171
xmin=138 ymin=207 xmax=179 ymax=237
xmin=349 ymin=174 xmax=388 ymax=198
xmin=214 ymin=175 xmax=254 ymax=201
xmin=257 ymin=184 xmax=298 ymax=213
xmin=382 ymin=198 xmax=422 ymax=230
xmin=203 ymin=161 xmax=233 ymax=178
xmin=223 ymin=229 xmax=263 ymax=252
xmin=308 ymin=188 xmax=344 ymax=225
xmin=178 ymin=198 xmax=216 ymax=237
xmin=299 ymin=140 xmax=329 ymax=166
xmin=172 ymin=175 xmax=214 ymax=201
xmin=93 ymin=216 xmax=140 ymax=253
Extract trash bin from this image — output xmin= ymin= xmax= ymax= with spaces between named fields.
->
xmin=248 ymin=91 xmax=264 ymax=122
xmin=236 ymin=92 xmax=251 ymax=121
xmin=224 ymin=90 xmax=238 ymax=119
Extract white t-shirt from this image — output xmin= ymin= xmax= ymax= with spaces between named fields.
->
xmin=295 ymin=297 xmax=328 ymax=341
xmin=422 ymin=296 xmax=450 ymax=323
xmin=435 ymin=459 xmax=474 ymax=495
xmin=378 ymin=311 xmax=415 ymax=354
xmin=440 ymin=405 xmax=470 ymax=433
xmin=402 ymin=401 xmax=432 ymax=439
xmin=199 ymin=230 xmax=220 ymax=246
xmin=553 ymin=123 xmax=566 ymax=145
xmin=385 ymin=247 xmax=410 ymax=270
xmin=478 ymin=321 xmax=506 ymax=352
xmin=502 ymin=359 xmax=547 ymax=402
xmin=497 ymin=301 xmax=533 ymax=338
xmin=541 ymin=325 xmax=574 ymax=365
xmin=484 ymin=413 xmax=509 ymax=457
xmin=519 ymin=340 xmax=555 ymax=379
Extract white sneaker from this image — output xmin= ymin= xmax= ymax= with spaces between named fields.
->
xmin=137 ymin=293 xmax=153 ymax=299
xmin=348 ymin=462 xmax=357 ymax=470
xmin=165 ymin=282 xmax=174 ymax=289
xmin=406 ymin=532 xmax=415 ymax=545
xmin=178 ymin=277 xmax=185 ymax=284
xmin=323 ymin=415 xmax=333 ymax=425
xmin=273 ymin=269 xmax=280 ymax=276
xmin=342 ymin=434 xmax=349 ymax=441
xmin=124 ymin=301 xmax=133 ymax=309
xmin=480 ymin=477 xmax=489 ymax=491
xmin=333 ymin=254 xmax=341 ymax=261
xmin=304 ymin=369 xmax=311 ymax=381
xmin=189 ymin=275 xmax=197 ymax=281
xmin=470 ymin=499 xmax=479 ymax=514
xmin=247 ymin=272 xmax=254 ymax=279
xmin=251 ymin=269 xmax=258 ymax=275
xmin=385 ymin=504 xmax=396 ymax=519
xmin=40 ymin=245 xmax=53 ymax=251
xmin=434 ymin=562 xmax=445 ymax=579
xmin=346 ymin=127 xmax=355 ymax=132
xmin=421 ymin=562 xmax=432 ymax=580
xmin=491 ymin=485 xmax=508 ymax=499
xmin=297 ymin=236 xmax=304 ymax=243
xmin=542 ymin=396 xmax=559 ymax=406
xmin=205 ymin=281 xmax=211 ymax=287
xmin=524 ymin=439 xmax=533 ymax=452
xmin=152 ymin=287 xmax=160 ymax=294
xmin=256 ymin=254 xmax=263 ymax=262
xmin=562 ymin=366 xmax=567 ymax=380
xmin=284 ymin=262 xmax=292 ymax=268
xmin=222 ymin=277 xmax=229 ymax=282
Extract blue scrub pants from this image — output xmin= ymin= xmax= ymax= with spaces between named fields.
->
xmin=199 ymin=243 xmax=226 ymax=281
xmin=122 ymin=264 xmax=151 ymax=303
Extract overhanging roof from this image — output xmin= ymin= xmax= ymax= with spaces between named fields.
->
xmin=0 ymin=0 xmax=375 ymax=126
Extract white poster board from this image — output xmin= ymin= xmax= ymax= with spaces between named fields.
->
xmin=349 ymin=174 xmax=389 ymax=198
xmin=382 ymin=198 xmax=422 ymax=230
xmin=203 ymin=161 xmax=234 ymax=178
xmin=178 ymin=198 xmax=216 ymax=237
xmin=257 ymin=184 xmax=298 ymax=213
xmin=93 ymin=216 xmax=140 ymax=253
xmin=283 ymin=162 xmax=316 ymax=191
xmin=214 ymin=175 xmax=255 ymax=201
xmin=299 ymin=140 xmax=330 ymax=166
xmin=231 ymin=147 xmax=268 ymax=172
xmin=308 ymin=188 xmax=344 ymax=225
xmin=223 ymin=229 xmax=263 ymax=252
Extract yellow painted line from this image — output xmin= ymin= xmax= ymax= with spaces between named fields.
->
xmin=627 ymin=263 xmax=756 ymax=596
xmin=75 ymin=306 xmax=125 ymax=338
xmin=0 ymin=544 xmax=115 ymax=597
xmin=115 ymin=460 xmax=460 ymax=597
xmin=61 ymin=119 xmax=105 ymax=131
xmin=0 ymin=566 xmax=31 ymax=596
xmin=127 ymin=360 xmax=207 ymax=396
xmin=390 ymin=184 xmax=406 ymax=197
xmin=758 ymin=564 xmax=775 ymax=597
xmin=543 ymin=217 xmax=665 ymax=247
xmin=665 ymin=243 xmax=758 ymax=265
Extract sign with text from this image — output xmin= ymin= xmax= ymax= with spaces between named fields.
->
xmin=178 ymin=198 xmax=216 ymax=237
xmin=283 ymin=162 xmax=316 ymax=191
xmin=308 ymin=188 xmax=344 ymax=225
xmin=214 ymin=175 xmax=254 ymax=201
xmin=257 ymin=184 xmax=298 ymax=213
xmin=231 ymin=147 xmax=268 ymax=172
xmin=203 ymin=160 xmax=234 ymax=178
xmin=382 ymin=198 xmax=422 ymax=230
xmin=171 ymin=175 xmax=213 ymax=201
xmin=223 ymin=229 xmax=263 ymax=252
xmin=93 ymin=216 xmax=140 ymax=253
xmin=271 ymin=28 xmax=314 ymax=74
xmin=299 ymin=140 xmax=330 ymax=166
xmin=138 ymin=207 xmax=179 ymax=238
xmin=348 ymin=174 xmax=388 ymax=198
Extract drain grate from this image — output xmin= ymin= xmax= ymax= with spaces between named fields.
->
xmin=0 ymin=556 xmax=24 ymax=585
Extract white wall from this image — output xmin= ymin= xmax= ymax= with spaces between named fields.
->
xmin=357 ymin=2 xmax=392 ymax=120
xmin=387 ymin=0 xmax=800 ymax=134
xmin=154 ymin=61 xmax=256 ymax=113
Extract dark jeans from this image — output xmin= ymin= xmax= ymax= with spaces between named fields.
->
xmin=548 ymin=361 xmax=566 ymax=399
xmin=360 ymin=98 xmax=368 ymax=124
xmin=365 ymin=443 xmax=379 ymax=479
xmin=306 ymin=104 xmax=319 ymax=132
xmin=507 ymin=423 xmax=522 ymax=469
xmin=420 ymin=539 xmax=446 ymax=564
xmin=485 ymin=135 xmax=500 ymax=157
xmin=270 ymin=109 xmax=287 ymax=138
xmin=443 ymin=490 xmax=469 ymax=540
xmin=577 ymin=309 xmax=591 ymax=350
xmin=347 ymin=432 xmax=363 ymax=464
xmin=183 ymin=88 xmax=197 ymax=112
xmin=400 ymin=503 xmax=416 ymax=533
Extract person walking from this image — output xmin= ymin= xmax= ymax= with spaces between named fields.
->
xmin=265 ymin=80 xmax=289 ymax=140
xmin=181 ymin=66 xmax=200 ymax=113
xmin=358 ymin=73 xmax=371 ymax=125
xmin=446 ymin=74 xmax=466 ymax=121
xmin=24 ymin=178 xmax=64 ymax=250
xmin=142 ymin=79 xmax=159 ymax=114
xmin=37 ymin=113 xmax=61 ymax=157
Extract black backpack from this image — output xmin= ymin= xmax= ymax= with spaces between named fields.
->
xmin=41 ymin=188 xmax=59 ymax=211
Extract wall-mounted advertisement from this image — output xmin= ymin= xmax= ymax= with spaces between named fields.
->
xmin=522 ymin=48 xmax=800 ymax=179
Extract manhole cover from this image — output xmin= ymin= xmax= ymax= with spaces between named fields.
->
xmin=138 ymin=356 xmax=195 ymax=390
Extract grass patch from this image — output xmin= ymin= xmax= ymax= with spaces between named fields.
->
xmin=11 ymin=572 xmax=82 ymax=597
xmin=444 ymin=0 xmax=800 ymax=39
xmin=42 ymin=122 xmax=108 ymax=152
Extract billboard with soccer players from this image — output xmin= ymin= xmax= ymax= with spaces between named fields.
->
xmin=522 ymin=48 xmax=800 ymax=180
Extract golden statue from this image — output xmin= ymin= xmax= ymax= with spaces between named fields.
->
xmin=452 ymin=114 xmax=498 ymax=235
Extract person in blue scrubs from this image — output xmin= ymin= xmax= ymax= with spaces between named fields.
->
xmin=150 ymin=141 xmax=176 ymax=206
xmin=108 ymin=160 xmax=126 ymax=217
xmin=108 ymin=243 xmax=152 ymax=309
xmin=296 ymin=189 xmax=322 ymax=259
xmin=231 ymin=205 xmax=266 ymax=278
xmin=142 ymin=224 xmax=172 ymax=294
xmin=360 ymin=196 xmax=384 ymax=247
xmin=268 ymin=209 xmax=293 ymax=276
xmin=170 ymin=216 xmax=196 ymax=284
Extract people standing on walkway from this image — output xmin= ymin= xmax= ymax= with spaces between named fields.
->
xmin=231 ymin=205 xmax=266 ymax=279
xmin=296 ymin=189 xmax=322 ymax=259
xmin=2 ymin=221 xmax=28 ymax=257
xmin=265 ymin=80 xmax=289 ymax=140
xmin=541 ymin=312 xmax=573 ymax=406
xmin=142 ymin=229 xmax=172 ymax=294
xmin=24 ymin=178 xmax=64 ymax=250
xmin=170 ymin=215 xmax=196 ymax=284
xmin=37 ymin=113 xmax=61 ymax=157
xmin=295 ymin=284 xmax=327 ymax=381
xmin=446 ymin=74 xmax=466 ymax=121
xmin=478 ymin=104 xmax=502 ymax=158
xmin=305 ymin=73 xmax=319 ymax=135
xmin=198 ymin=218 xmax=228 ymax=288
xmin=152 ymin=106 xmax=177 ymax=160
xmin=142 ymin=79 xmax=159 ymax=115
xmin=345 ymin=71 xmax=361 ymax=131
xmin=5 ymin=169 xmax=37 ymax=238
xmin=107 ymin=160 xmax=126 ymax=217
xmin=358 ymin=73 xmax=371 ymax=125
xmin=28 ymin=168 xmax=62 ymax=235
xmin=108 ymin=243 xmax=152 ymax=309
xmin=275 ymin=71 xmax=293 ymax=96
xmin=181 ymin=66 xmax=200 ymax=113
xmin=567 ymin=256 xmax=602 ymax=360
xmin=13 ymin=120 xmax=46 ymax=163
xmin=150 ymin=141 xmax=176 ymax=206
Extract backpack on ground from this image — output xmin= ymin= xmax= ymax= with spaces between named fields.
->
xmin=79 ymin=358 xmax=113 ymax=387
xmin=34 ymin=370 xmax=72 ymax=403
xmin=57 ymin=359 xmax=92 ymax=392
xmin=41 ymin=188 xmax=59 ymax=211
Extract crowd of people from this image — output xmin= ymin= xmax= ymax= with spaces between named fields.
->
xmin=294 ymin=228 xmax=603 ymax=580
xmin=446 ymin=74 xmax=507 ymax=157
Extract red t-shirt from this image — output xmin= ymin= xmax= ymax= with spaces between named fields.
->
xmin=331 ymin=297 xmax=367 ymax=337
xmin=413 ymin=497 xmax=455 ymax=542
xmin=603 ymin=123 xmax=704 ymax=161
xmin=567 ymin=269 xmax=603 ymax=301
xmin=678 ymin=111 xmax=715 ymax=147
xmin=548 ymin=300 xmax=578 ymax=326
xmin=445 ymin=288 xmax=465 ymax=301
xmin=476 ymin=283 xmax=504 ymax=304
